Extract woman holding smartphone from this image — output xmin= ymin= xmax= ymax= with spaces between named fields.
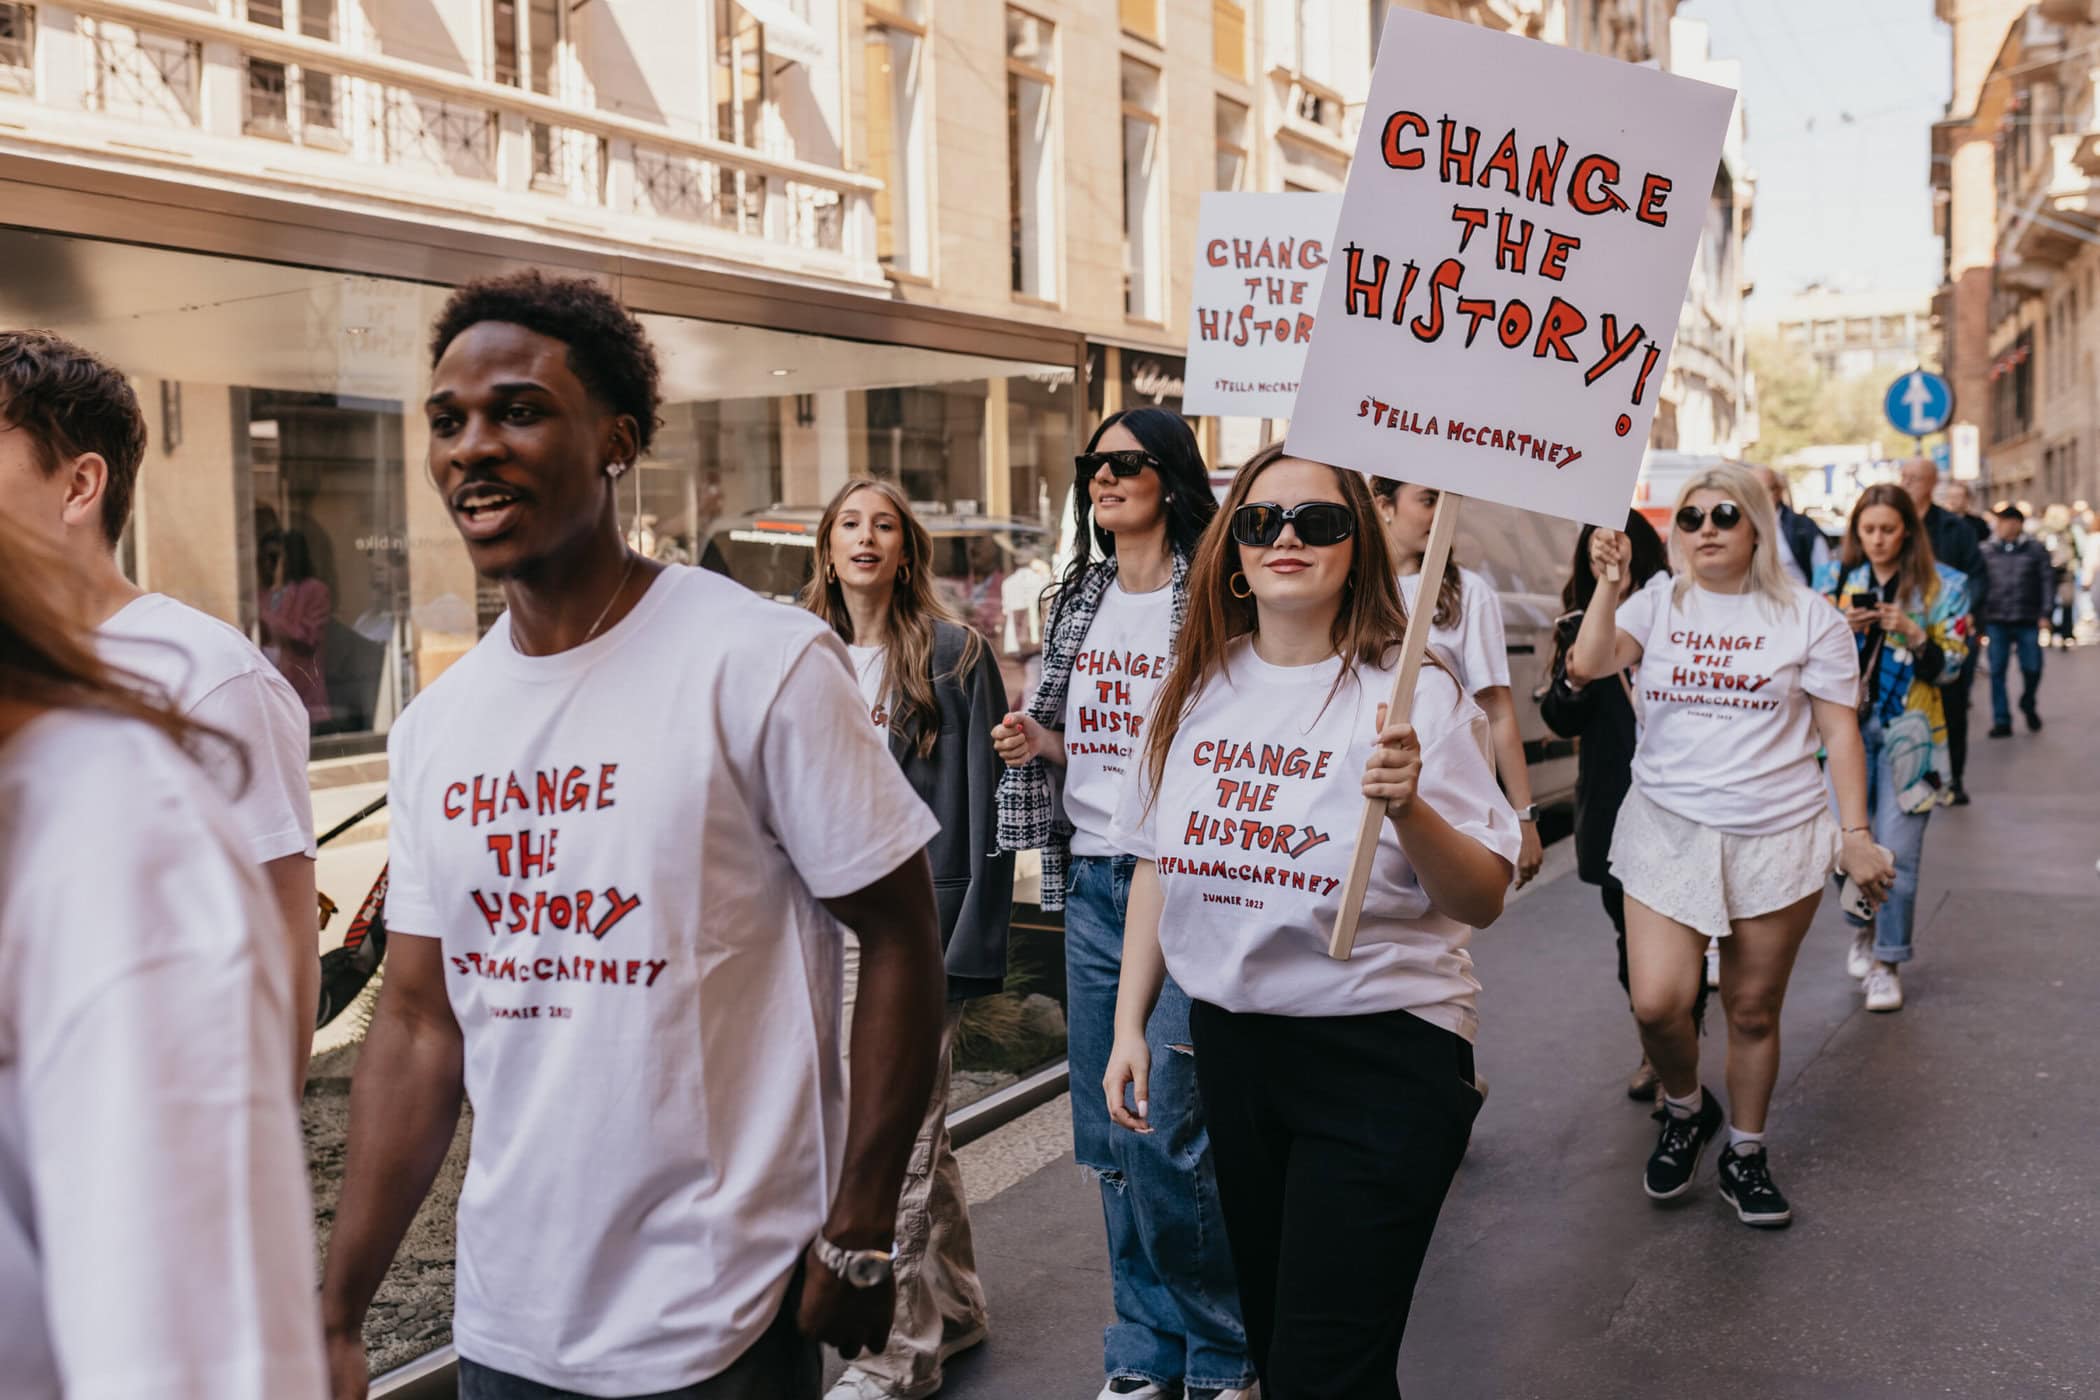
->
xmin=1817 ymin=484 xmax=1970 ymax=1014
xmin=1539 ymin=511 xmax=1707 ymax=1101
xmin=802 ymin=477 xmax=1012 ymax=1400
xmin=992 ymin=410 xmax=1250 ymax=1400
xmin=1569 ymin=464 xmax=1894 ymax=1228
xmin=1104 ymin=446 xmax=1519 ymax=1399
xmin=1370 ymin=478 xmax=1544 ymax=888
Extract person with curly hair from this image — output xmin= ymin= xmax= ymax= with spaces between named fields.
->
xmin=319 ymin=271 xmax=949 ymax=1400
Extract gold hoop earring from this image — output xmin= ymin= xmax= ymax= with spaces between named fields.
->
xmin=1229 ymin=571 xmax=1253 ymax=599
xmin=899 ymin=562 xmax=911 ymax=585
xmin=825 ymin=563 xmax=837 ymax=584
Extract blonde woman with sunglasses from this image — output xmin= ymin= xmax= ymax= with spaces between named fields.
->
xmin=1104 ymin=447 xmax=1518 ymax=1397
xmin=1568 ymin=464 xmax=1894 ymax=1228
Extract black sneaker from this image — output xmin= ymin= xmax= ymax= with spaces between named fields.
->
xmin=1717 ymin=1145 xmax=1793 ymax=1228
xmin=1988 ymin=723 xmax=2013 ymax=738
xmin=2023 ymin=704 xmax=2043 ymax=732
xmin=1643 ymin=1089 xmax=1722 ymax=1200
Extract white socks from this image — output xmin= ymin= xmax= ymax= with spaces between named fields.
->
xmin=1727 ymin=1125 xmax=1766 ymax=1155
xmin=1662 ymin=1088 xmax=1703 ymax=1119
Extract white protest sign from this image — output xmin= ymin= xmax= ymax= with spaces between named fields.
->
xmin=1286 ymin=10 xmax=1736 ymax=528
xmin=1182 ymin=192 xmax=1342 ymax=419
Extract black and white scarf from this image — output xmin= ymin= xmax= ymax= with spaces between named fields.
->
xmin=995 ymin=552 xmax=1192 ymax=911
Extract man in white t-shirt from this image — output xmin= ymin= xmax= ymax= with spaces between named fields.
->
xmin=0 ymin=330 xmax=319 ymax=1077
xmin=319 ymin=273 xmax=948 ymax=1400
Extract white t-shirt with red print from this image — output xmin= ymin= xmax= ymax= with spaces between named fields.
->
xmin=1061 ymin=579 xmax=1175 ymax=858
xmin=1109 ymin=640 xmax=1520 ymax=1040
xmin=384 ymin=566 xmax=939 ymax=1395
xmin=1400 ymin=566 xmax=1511 ymax=698
xmin=1616 ymin=573 xmax=1860 ymax=836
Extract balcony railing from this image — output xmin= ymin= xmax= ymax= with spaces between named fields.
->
xmin=0 ymin=0 xmax=884 ymax=286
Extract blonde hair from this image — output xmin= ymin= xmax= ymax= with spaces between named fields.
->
xmin=1669 ymin=463 xmax=1799 ymax=615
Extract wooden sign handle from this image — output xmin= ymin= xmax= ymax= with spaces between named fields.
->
xmin=1329 ymin=489 xmax=1464 ymax=960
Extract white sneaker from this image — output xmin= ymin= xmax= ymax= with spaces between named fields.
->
xmin=826 ymin=1369 xmax=937 ymax=1400
xmin=1846 ymin=929 xmax=1874 ymax=980
xmin=1705 ymin=939 xmax=1721 ymax=988
xmin=1191 ymin=1388 xmax=1261 ymax=1400
xmin=1863 ymin=964 xmax=1904 ymax=1012
xmin=1095 ymin=1382 xmax=1173 ymax=1400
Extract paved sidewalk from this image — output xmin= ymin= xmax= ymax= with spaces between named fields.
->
xmin=929 ymin=650 xmax=2100 ymax=1399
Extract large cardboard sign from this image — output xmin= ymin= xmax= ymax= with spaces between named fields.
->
xmin=1286 ymin=11 xmax=1735 ymax=528
xmin=1182 ymin=192 xmax=1342 ymax=419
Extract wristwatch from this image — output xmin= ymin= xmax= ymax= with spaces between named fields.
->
xmin=1513 ymin=804 xmax=1538 ymax=823
xmin=813 ymin=1236 xmax=895 ymax=1288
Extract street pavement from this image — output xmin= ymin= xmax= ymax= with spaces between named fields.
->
xmin=930 ymin=649 xmax=2100 ymax=1399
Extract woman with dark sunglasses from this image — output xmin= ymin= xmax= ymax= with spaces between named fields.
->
xmin=1368 ymin=478 xmax=1545 ymax=890
xmin=1103 ymin=445 xmax=1518 ymax=1398
xmin=1539 ymin=510 xmax=1709 ymax=1103
xmin=1568 ymin=465 xmax=1895 ymax=1228
xmin=992 ymin=409 xmax=1250 ymax=1400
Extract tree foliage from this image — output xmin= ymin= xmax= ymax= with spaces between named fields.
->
xmin=1747 ymin=334 xmax=1887 ymax=466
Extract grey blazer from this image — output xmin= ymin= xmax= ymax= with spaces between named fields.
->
xmin=889 ymin=620 xmax=1014 ymax=1001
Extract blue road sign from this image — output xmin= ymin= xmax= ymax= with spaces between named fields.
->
xmin=1885 ymin=369 xmax=1954 ymax=438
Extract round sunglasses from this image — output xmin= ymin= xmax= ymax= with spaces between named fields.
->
xmin=1230 ymin=500 xmax=1357 ymax=548
xmin=1675 ymin=502 xmax=1744 ymax=533
xmin=1075 ymin=449 xmax=1159 ymax=478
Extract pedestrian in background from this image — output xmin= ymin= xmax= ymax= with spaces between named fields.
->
xmin=1370 ymin=476 xmax=1544 ymax=886
xmin=1569 ymin=464 xmax=1894 ymax=1229
xmin=1540 ymin=510 xmax=1707 ymax=1102
xmin=1980 ymin=503 xmax=2052 ymax=737
xmin=0 ymin=328 xmax=319 ymax=1080
xmin=1105 ymin=446 xmax=1517 ymax=1399
xmin=992 ymin=409 xmax=1251 ymax=1400
xmin=1754 ymin=464 xmax=1831 ymax=592
xmin=1819 ymin=485 xmax=1970 ymax=1013
xmin=1901 ymin=459 xmax=1985 ymax=805
xmin=321 ymin=272 xmax=948 ymax=1400
xmin=803 ymin=476 xmax=1010 ymax=1400
xmin=0 ymin=512 xmax=326 ymax=1400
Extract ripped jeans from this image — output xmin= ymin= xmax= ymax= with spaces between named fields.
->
xmin=1065 ymin=854 xmax=1252 ymax=1393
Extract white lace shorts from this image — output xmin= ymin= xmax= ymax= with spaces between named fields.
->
xmin=1608 ymin=788 xmax=1840 ymax=940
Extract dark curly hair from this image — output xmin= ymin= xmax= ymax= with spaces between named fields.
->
xmin=428 ymin=270 xmax=662 ymax=456
xmin=0 ymin=330 xmax=148 ymax=546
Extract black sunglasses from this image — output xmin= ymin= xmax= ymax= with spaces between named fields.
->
xmin=1076 ymin=449 xmax=1159 ymax=478
xmin=1675 ymin=502 xmax=1745 ymax=533
xmin=1230 ymin=500 xmax=1358 ymax=549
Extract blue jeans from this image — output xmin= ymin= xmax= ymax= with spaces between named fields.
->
xmin=1985 ymin=621 xmax=2043 ymax=727
xmin=1845 ymin=716 xmax=1931 ymax=966
xmin=1065 ymin=854 xmax=1253 ymax=1392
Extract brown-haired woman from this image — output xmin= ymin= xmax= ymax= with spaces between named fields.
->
xmin=801 ymin=477 xmax=1010 ymax=1400
xmin=1102 ymin=447 xmax=1519 ymax=1398
xmin=1817 ymin=483 xmax=1970 ymax=1014
xmin=0 ymin=512 xmax=326 ymax=1397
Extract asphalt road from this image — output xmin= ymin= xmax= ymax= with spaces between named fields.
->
xmin=933 ymin=648 xmax=2100 ymax=1400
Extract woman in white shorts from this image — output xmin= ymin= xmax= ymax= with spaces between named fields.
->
xmin=1568 ymin=464 xmax=1894 ymax=1229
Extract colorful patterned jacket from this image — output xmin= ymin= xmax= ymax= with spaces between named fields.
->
xmin=1816 ymin=558 xmax=1971 ymax=797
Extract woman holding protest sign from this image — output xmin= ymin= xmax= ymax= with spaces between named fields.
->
xmin=1103 ymin=444 xmax=1519 ymax=1398
xmin=1370 ymin=477 xmax=1544 ymax=889
xmin=1540 ymin=511 xmax=1709 ymax=1101
xmin=1815 ymin=483 xmax=1970 ymax=1015
xmin=992 ymin=409 xmax=1251 ymax=1400
xmin=801 ymin=477 xmax=1009 ymax=1400
xmin=1569 ymin=464 xmax=1895 ymax=1229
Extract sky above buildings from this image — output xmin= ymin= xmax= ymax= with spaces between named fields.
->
xmin=1681 ymin=0 xmax=1951 ymax=309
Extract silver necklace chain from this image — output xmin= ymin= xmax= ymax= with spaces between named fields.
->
xmin=511 ymin=549 xmax=637 ymax=656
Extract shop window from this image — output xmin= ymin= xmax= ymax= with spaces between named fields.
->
xmin=1215 ymin=94 xmax=1248 ymax=192
xmin=1007 ymin=8 xmax=1058 ymax=300
xmin=1213 ymin=0 xmax=1246 ymax=80
xmin=866 ymin=4 xmax=929 ymax=276
xmin=1121 ymin=56 xmax=1163 ymax=322
xmin=246 ymin=391 xmax=413 ymax=751
xmin=0 ymin=3 xmax=34 ymax=96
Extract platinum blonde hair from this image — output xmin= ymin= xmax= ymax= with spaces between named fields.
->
xmin=1669 ymin=462 xmax=1799 ymax=614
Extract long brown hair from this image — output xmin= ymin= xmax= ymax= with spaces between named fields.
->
xmin=1141 ymin=443 xmax=1414 ymax=795
xmin=1840 ymin=482 xmax=1941 ymax=607
xmin=799 ymin=477 xmax=985 ymax=759
xmin=1367 ymin=475 xmax=1462 ymax=626
xmin=0 ymin=512 xmax=231 ymax=767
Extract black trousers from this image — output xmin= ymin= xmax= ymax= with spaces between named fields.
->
xmin=1189 ymin=1001 xmax=1481 ymax=1400
xmin=1944 ymin=648 xmax=1976 ymax=791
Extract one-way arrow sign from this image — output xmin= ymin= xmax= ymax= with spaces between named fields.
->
xmin=1884 ymin=368 xmax=1953 ymax=438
